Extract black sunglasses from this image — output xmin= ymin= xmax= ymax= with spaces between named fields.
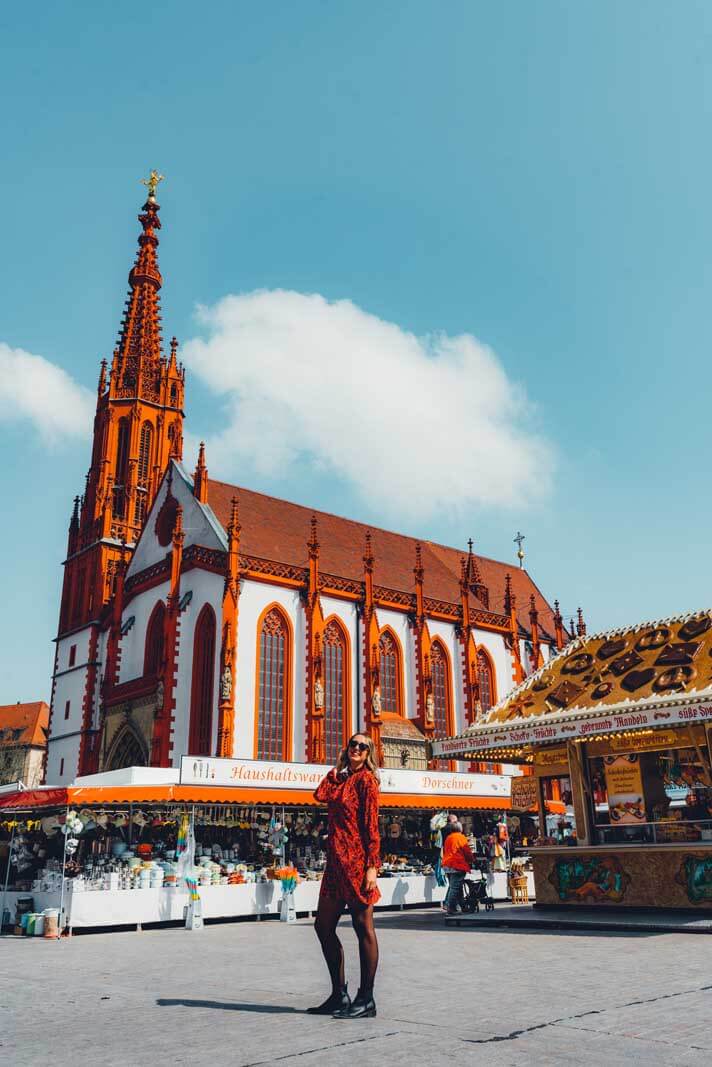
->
xmin=348 ymin=740 xmax=369 ymax=753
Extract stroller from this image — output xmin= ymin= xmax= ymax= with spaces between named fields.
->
xmin=460 ymin=858 xmax=495 ymax=913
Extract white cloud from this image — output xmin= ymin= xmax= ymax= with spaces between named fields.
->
xmin=183 ymin=291 xmax=555 ymax=519
xmin=0 ymin=343 xmax=94 ymax=443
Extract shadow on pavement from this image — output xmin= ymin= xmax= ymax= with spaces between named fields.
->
xmin=157 ymin=998 xmax=304 ymax=1013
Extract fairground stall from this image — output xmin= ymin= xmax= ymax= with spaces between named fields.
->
xmin=0 ymin=759 xmax=513 ymax=934
xmin=433 ymin=611 xmax=712 ymax=912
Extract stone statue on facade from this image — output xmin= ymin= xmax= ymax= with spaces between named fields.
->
xmin=220 ymin=664 xmax=233 ymax=702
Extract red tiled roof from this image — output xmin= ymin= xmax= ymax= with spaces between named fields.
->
xmin=208 ymin=479 xmax=561 ymax=635
xmin=0 ymin=702 xmax=49 ymax=748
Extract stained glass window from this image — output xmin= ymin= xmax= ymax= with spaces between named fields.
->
xmin=379 ymin=630 xmax=401 ymax=714
xmin=477 ymin=648 xmax=495 ymax=713
xmin=323 ymin=621 xmax=347 ymax=763
xmin=144 ymin=601 xmax=166 ymax=676
xmin=257 ymin=608 xmax=289 ymax=760
xmin=430 ymin=641 xmax=451 ymax=738
xmin=188 ymin=605 xmax=216 ymax=756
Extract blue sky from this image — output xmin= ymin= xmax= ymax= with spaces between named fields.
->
xmin=1 ymin=1 xmax=711 ymax=703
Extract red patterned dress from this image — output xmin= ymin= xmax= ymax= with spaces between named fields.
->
xmin=314 ymin=766 xmax=381 ymax=908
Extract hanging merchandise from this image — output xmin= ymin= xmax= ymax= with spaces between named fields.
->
xmin=275 ymin=865 xmax=300 ymax=923
xmin=176 ymin=812 xmax=202 ymax=930
xmin=492 ymin=841 xmax=507 ymax=872
xmin=0 ymin=783 xmax=515 ymax=932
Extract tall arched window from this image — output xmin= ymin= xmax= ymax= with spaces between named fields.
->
xmin=430 ymin=640 xmax=452 ymax=740
xmin=256 ymin=607 xmax=291 ymax=760
xmin=379 ymin=629 xmax=402 ymax=714
xmin=134 ymin=421 xmax=153 ymax=525
xmin=144 ymin=601 xmax=166 ymax=677
xmin=188 ymin=605 xmax=216 ymax=756
xmin=113 ymin=417 xmax=130 ymax=518
xmin=323 ymin=619 xmax=348 ymax=763
xmin=477 ymin=648 xmax=496 ymax=714
xmin=137 ymin=421 xmax=153 ymax=487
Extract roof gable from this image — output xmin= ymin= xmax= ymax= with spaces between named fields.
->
xmin=0 ymin=702 xmax=49 ymax=747
xmin=127 ymin=461 xmax=226 ymax=579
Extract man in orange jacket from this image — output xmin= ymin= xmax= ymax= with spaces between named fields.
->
xmin=441 ymin=819 xmax=474 ymax=915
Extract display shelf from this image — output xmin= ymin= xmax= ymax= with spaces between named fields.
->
xmin=3 ymin=871 xmax=535 ymax=934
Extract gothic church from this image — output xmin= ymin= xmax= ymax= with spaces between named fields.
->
xmin=46 ymin=184 xmax=574 ymax=785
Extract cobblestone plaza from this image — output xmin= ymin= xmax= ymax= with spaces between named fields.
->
xmin=3 ymin=910 xmax=711 ymax=1066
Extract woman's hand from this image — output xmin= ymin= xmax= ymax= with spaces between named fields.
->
xmin=364 ymin=866 xmax=378 ymax=893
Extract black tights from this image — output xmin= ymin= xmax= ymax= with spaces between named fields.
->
xmin=314 ymin=896 xmax=379 ymax=997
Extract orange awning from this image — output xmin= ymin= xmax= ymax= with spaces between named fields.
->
xmin=0 ymin=784 xmax=510 ymax=812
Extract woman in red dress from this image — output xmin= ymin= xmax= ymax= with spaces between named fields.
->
xmin=307 ymin=733 xmax=381 ymax=1019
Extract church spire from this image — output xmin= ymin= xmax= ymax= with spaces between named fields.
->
xmin=57 ymin=175 xmax=185 ymax=640
xmin=111 ymin=183 xmax=165 ymax=401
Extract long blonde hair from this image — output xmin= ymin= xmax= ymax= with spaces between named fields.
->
xmin=336 ymin=733 xmax=380 ymax=783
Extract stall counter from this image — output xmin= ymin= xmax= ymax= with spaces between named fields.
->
xmin=67 ymin=875 xmax=447 ymax=929
xmin=3 ymin=871 xmax=533 ymax=932
xmin=531 ymin=844 xmax=712 ymax=910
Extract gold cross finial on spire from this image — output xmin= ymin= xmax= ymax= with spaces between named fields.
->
xmin=140 ymin=169 xmax=165 ymax=200
xmin=514 ymin=531 xmax=526 ymax=568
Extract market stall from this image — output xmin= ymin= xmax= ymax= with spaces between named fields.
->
xmin=433 ymin=611 xmax=712 ymax=912
xmin=0 ymin=759 xmax=515 ymax=934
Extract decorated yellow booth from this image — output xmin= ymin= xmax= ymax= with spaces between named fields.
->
xmin=433 ymin=610 xmax=712 ymax=912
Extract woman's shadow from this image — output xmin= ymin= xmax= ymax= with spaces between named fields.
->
xmin=157 ymin=998 xmax=304 ymax=1014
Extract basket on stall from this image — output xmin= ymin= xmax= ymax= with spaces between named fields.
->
xmin=508 ymin=875 xmax=529 ymax=904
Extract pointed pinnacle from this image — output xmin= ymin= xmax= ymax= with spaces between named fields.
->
xmin=228 ymin=495 xmax=241 ymax=538
xmin=414 ymin=541 xmax=424 ymax=584
xmin=307 ymin=513 xmax=320 ymax=557
xmin=363 ymin=530 xmax=374 ymax=569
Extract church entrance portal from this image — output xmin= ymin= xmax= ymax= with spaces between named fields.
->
xmin=105 ymin=726 xmax=148 ymax=771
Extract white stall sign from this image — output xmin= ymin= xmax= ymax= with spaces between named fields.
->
xmin=180 ymin=756 xmax=509 ymax=799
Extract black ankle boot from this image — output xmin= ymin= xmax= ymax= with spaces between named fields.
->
xmin=307 ymin=986 xmax=350 ymax=1015
xmin=333 ymin=988 xmax=376 ymax=1019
